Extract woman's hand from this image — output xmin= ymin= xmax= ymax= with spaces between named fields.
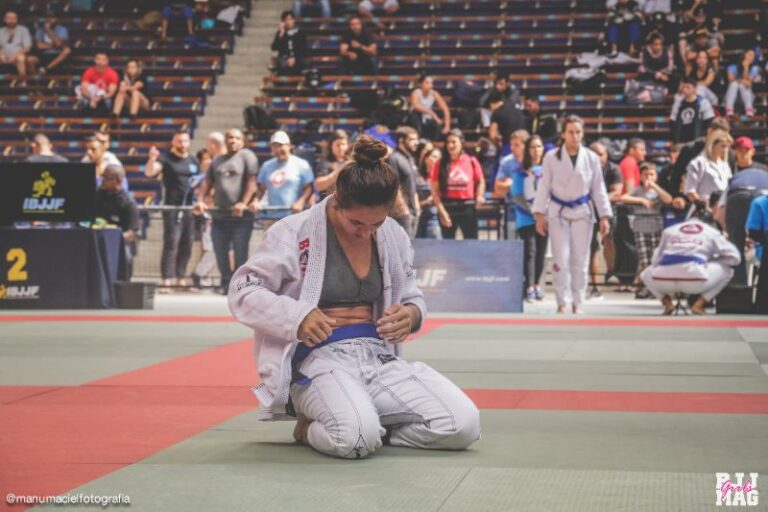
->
xmin=297 ymin=309 xmax=336 ymax=347
xmin=438 ymin=209 xmax=452 ymax=227
xmin=534 ymin=213 xmax=548 ymax=236
xmin=377 ymin=304 xmax=419 ymax=343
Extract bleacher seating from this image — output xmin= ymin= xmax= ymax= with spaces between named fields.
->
xmin=0 ymin=1 xmax=252 ymax=202
xmin=254 ymin=0 xmax=767 ymax=165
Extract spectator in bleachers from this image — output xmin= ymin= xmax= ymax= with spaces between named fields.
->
xmin=31 ymin=14 xmax=70 ymax=75
xmin=145 ymin=131 xmax=201 ymax=293
xmin=515 ymin=135 xmax=547 ymax=302
xmin=430 ymin=129 xmax=485 ymax=240
xmin=252 ymin=130 xmax=314 ymax=220
xmin=388 ymin=126 xmax=421 ymax=238
xmin=25 ymin=133 xmax=67 ymax=163
xmin=96 ymin=165 xmax=139 ymax=278
xmin=193 ymin=0 xmax=216 ymax=30
xmin=605 ymin=0 xmax=643 ymax=57
xmin=479 ymin=75 xmax=519 ymax=128
xmin=724 ymin=49 xmax=760 ymax=118
xmin=408 ymin=74 xmax=451 ymax=140
xmin=670 ymin=76 xmax=715 ymax=144
xmin=588 ymin=141 xmax=624 ymax=299
xmin=637 ymin=31 xmax=675 ymax=87
xmin=746 ymin=194 xmax=768 ymax=313
xmin=622 ymin=162 xmax=673 ymax=298
xmin=315 ymin=130 xmax=351 ymax=199
xmin=294 ymin=0 xmax=331 ymax=18
xmin=358 ymin=0 xmax=399 ymax=21
xmin=84 ymin=135 xmax=128 ymax=191
xmin=340 ymin=15 xmax=377 ymax=75
xmin=271 ymin=10 xmax=307 ymax=76
xmin=683 ymin=0 xmax=724 ymax=29
xmin=0 ymin=10 xmax=33 ymax=83
xmin=194 ymin=128 xmax=259 ymax=292
xmin=522 ymin=96 xmax=558 ymax=146
xmin=489 ymin=97 xmax=525 ymax=157
xmin=161 ymin=2 xmax=194 ymax=41
xmin=685 ymin=129 xmax=733 ymax=204
xmin=112 ymin=59 xmax=150 ymax=119
xmin=77 ymin=51 xmax=119 ymax=113
xmin=680 ymin=25 xmax=722 ymax=70
xmin=685 ymin=49 xmax=719 ymax=106
xmin=732 ymin=137 xmax=768 ymax=173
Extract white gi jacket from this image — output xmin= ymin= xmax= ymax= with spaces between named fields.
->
xmin=228 ymin=196 xmax=427 ymax=421
xmin=685 ymin=155 xmax=732 ymax=201
xmin=531 ymin=146 xmax=613 ymax=220
xmin=648 ymin=219 xmax=740 ymax=281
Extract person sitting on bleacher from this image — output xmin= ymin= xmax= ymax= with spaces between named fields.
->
xmin=670 ymin=76 xmax=715 ymax=144
xmin=724 ymin=49 xmax=761 ymax=118
xmin=31 ymin=14 xmax=70 ymax=76
xmin=358 ymin=0 xmax=399 ymax=22
xmin=161 ymin=2 xmax=195 ymax=42
xmin=294 ymin=0 xmax=331 ymax=18
xmin=112 ymin=59 xmax=150 ymax=119
xmin=271 ymin=10 xmax=307 ymax=76
xmin=408 ymin=74 xmax=451 ymax=140
xmin=96 ymin=165 xmax=139 ymax=279
xmin=522 ymin=96 xmax=558 ymax=146
xmin=77 ymin=51 xmax=119 ymax=113
xmin=25 ymin=133 xmax=68 ymax=163
xmin=0 ymin=10 xmax=33 ymax=83
xmin=479 ymin=75 xmax=519 ymax=129
xmin=637 ymin=31 xmax=675 ymax=87
xmin=605 ymin=0 xmax=643 ymax=57
xmin=339 ymin=15 xmax=377 ymax=75
xmin=685 ymin=49 xmax=719 ymax=107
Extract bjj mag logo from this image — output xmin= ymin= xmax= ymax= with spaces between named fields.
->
xmin=23 ymin=171 xmax=66 ymax=214
xmin=716 ymin=472 xmax=759 ymax=507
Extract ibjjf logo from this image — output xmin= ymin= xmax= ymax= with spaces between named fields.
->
xmin=0 ymin=284 xmax=40 ymax=301
xmin=23 ymin=171 xmax=66 ymax=213
xmin=716 ymin=473 xmax=759 ymax=507
xmin=417 ymin=268 xmax=447 ymax=288
xmin=299 ymin=238 xmax=310 ymax=275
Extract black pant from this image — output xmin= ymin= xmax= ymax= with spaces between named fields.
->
xmin=211 ymin=216 xmax=253 ymax=289
xmin=441 ymin=201 xmax=478 ymax=240
xmin=613 ymin=205 xmax=638 ymax=285
xmin=161 ymin=210 xmax=194 ymax=280
xmin=517 ymin=225 xmax=547 ymax=289
xmin=725 ymin=190 xmax=758 ymax=285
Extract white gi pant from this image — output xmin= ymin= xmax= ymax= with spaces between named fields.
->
xmin=548 ymin=215 xmax=593 ymax=307
xmin=290 ymin=337 xmax=480 ymax=459
xmin=640 ymin=262 xmax=733 ymax=301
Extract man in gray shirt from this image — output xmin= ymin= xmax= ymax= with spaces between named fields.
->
xmin=388 ymin=126 xmax=420 ymax=238
xmin=194 ymin=128 xmax=259 ymax=291
xmin=24 ymin=133 xmax=68 ymax=163
xmin=0 ymin=10 xmax=33 ymax=82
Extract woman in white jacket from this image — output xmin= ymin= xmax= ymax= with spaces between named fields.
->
xmin=685 ymin=129 xmax=733 ymax=204
xmin=228 ymin=136 xmax=479 ymax=459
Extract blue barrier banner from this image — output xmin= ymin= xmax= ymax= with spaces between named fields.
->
xmin=412 ymin=239 xmax=523 ymax=313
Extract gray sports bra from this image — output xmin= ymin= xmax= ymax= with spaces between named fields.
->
xmin=318 ymin=224 xmax=383 ymax=309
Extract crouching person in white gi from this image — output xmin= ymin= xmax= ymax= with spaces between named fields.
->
xmin=229 ymin=136 xmax=480 ymax=459
xmin=640 ymin=202 xmax=740 ymax=315
xmin=532 ymin=115 xmax=612 ymax=314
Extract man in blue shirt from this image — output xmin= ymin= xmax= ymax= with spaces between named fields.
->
xmin=746 ymin=195 xmax=768 ymax=313
xmin=32 ymin=15 xmax=70 ymax=75
xmin=251 ymin=131 xmax=314 ymax=220
xmin=493 ymin=129 xmax=530 ymax=237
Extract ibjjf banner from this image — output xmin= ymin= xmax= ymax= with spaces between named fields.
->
xmin=0 ymin=163 xmax=96 ymax=225
xmin=412 ymin=239 xmax=524 ymax=313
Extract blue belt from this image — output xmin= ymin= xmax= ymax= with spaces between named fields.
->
xmin=551 ymin=193 xmax=591 ymax=218
xmin=658 ymin=254 xmax=706 ymax=266
xmin=291 ymin=323 xmax=380 ymax=384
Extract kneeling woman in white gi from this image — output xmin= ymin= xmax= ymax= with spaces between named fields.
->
xmin=229 ymin=136 xmax=480 ymax=459
xmin=532 ymin=115 xmax=612 ymax=313
xmin=640 ymin=204 xmax=740 ymax=315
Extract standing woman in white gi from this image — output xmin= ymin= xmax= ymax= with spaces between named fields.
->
xmin=533 ymin=115 xmax=612 ymax=313
xmin=229 ymin=136 xmax=479 ymax=459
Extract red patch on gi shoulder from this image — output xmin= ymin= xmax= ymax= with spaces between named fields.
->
xmin=679 ymin=224 xmax=703 ymax=235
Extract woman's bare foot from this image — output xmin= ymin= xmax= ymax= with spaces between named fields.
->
xmin=661 ymin=295 xmax=675 ymax=315
xmin=572 ymin=305 xmax=584 ymax=314
xmin=293 ymin=414 xmax=311 ymax=445
xmin=691 ymin=296 xmax=708 ymax=315
xmin=556 ymin=305 xmax=566 ymax=314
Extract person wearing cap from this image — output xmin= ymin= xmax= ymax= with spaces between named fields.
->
xmin=251 ymin=130 xmax=314 ymax=221
xmin=194 ymin=128 xmax=259 ymax=292
xmin=732 ymin=137 xmax=768 ymax=173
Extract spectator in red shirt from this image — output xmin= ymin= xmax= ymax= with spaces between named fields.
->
xmin=619 ymin=138 xmax=647 ymax=194
xmin=430 ymin=129 xmax=486 ymax=239
xmin=77 ymin=51 xmax=119 ymax=113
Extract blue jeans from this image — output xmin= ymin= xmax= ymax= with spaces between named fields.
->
xmin=607 ymin=20 xmax=641 ymax=48
xmin=294 ymin=0 xmax=331 ymax=17
xmin=211 ymin=216 xmax=253 ymax=289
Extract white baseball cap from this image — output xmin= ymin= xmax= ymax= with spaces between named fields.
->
xmin=269 ymin=131 xmax=291 ymax=145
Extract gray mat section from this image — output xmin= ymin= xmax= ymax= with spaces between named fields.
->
xmin=750 ymin=343 xmax=768 ymax=365
xmin=738 ymin=328 xmax=768 ymax=343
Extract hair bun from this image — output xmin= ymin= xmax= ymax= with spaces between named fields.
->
xmin=352 ymin=135 xmax=388 ymax=166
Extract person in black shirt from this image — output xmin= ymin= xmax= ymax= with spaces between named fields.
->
xmin=339 ymin=15 xmax=377 ymax=75
xmin=388 ymin=126 xmax=420 ymax=238
xmin=522 ymin=96 xmax=558 ymax=145
xmin=96 ymin=165 xmax=139 ymax=279
xmin=670 ymin=77 xmax=715 ymax=144
xmin=271 ymin=10 xmax=307 ymax=75
xmin=145 ymin=131 xmax=201 ymax=291
xmin=112 ymin=59 xmax=150 ymax=118
xmin=489 ymin=99 xmax=525 ymax=156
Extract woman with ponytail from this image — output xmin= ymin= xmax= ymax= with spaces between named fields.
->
xmin=228 ymin=136 xmax=480 ymax=459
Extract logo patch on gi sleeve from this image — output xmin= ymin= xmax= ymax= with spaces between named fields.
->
xmin=299 ymin=238 xmax=310 ymax=275
xmin=377 ymin=354 xmax=397 ymax=365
